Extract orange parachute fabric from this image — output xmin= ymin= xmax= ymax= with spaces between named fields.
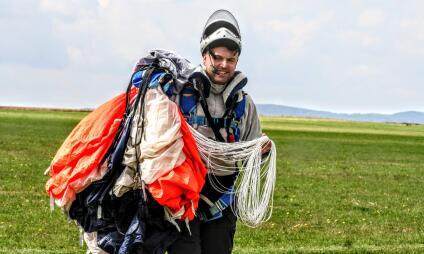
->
xmin=45 ymin=88 xmax=137 ymax=207
xmin=147 ymin=110 xmax=207 ymax=221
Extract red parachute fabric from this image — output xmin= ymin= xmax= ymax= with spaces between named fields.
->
xmin=147 ymin=110 xmax=207 ymax=221
xmin=45 ymin=88 xmax=137 ymax=206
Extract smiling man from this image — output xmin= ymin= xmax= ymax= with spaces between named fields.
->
xmin=167 ymin=9 xmax=270 ymax=254
xmin=202 ymin=46 xmax=239 ymax=85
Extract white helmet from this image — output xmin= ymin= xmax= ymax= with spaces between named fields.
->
xmin=200 ymin=9 xmax=242 ymax=55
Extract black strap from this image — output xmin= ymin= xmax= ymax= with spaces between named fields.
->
xmin=223 ymin=94 xmax=238 ymax=139
xmin=193 ymin=78 xmax=226 ymax=142
xmin=133 ymin=67 xmax=156 ymax=163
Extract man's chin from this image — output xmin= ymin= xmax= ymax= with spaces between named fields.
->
xmin=212 ymin=76 xmax=230 ymax=85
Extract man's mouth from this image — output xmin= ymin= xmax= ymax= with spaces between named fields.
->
xmin=215 ymin=70 xmax=228 ymax=76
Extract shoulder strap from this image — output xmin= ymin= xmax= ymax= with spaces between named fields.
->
xmin=233 ymin=92 xmax=247 ymax=120
xmin=192 ymin=78 xmax=225 ymax=142
xmin=180 ymin=83 xmax=198 ymax=116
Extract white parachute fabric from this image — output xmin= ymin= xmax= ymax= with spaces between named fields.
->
xmin=114 ymin=88 xmax=186 ymax=197
xmin=84 ymin=232 xmax=108 ymax=254
xmin=138 ymin=88 xmax=186 ymax=184
xmin=189 ymin=127 xmax=277 ymax=227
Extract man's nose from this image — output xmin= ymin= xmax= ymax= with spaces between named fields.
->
xmin=220 ymin=59 xmax=228 ymax=68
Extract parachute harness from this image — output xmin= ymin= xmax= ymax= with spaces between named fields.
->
xmin=189 ymin=126 xmax=277 ymax=227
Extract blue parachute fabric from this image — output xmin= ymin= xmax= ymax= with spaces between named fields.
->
xmin=131 ymin=70 xmax=145 ymax=88
xmin=98 ymin=231 xmax=124 ymax=254
xmin=110 ymin=114 xmax=133 ymax=173
xmin=161 ymin=82 xmax=174 ymax=97
xmin=118 ymin=200 xmax=146 ymax=254
xmin=132 ymin=70 xmax=166 ymax=88
xmin=132 ymin=69 xmax=174 ymax=98
xmin=96 ymin=190 xmax=179 ymax=254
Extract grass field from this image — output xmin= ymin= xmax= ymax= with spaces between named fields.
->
xmin=0 ymin=109 xmax=423 ymax=253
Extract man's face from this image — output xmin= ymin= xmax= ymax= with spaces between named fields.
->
xmin=202 ymin=46 xmax=239 ymax=85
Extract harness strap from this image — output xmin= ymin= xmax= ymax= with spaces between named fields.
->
xmin=198 ymin=189 xmax=235 ymax=222
xmin=223 ymin=94 xmax=238 ymax=142
xmin=192 ymin=78 xmax=226 ymax=142
xmin=188 ymin=115 xmax=231 ymax=127
xmin=200 ymin=194 xmax=215 ymax=207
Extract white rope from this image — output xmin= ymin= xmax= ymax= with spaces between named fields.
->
xmin=188 ymin=125 xmax=277 ymax=227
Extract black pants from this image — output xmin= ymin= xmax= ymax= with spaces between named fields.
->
xmin=167 ymin=208 xmax=237 ymax=254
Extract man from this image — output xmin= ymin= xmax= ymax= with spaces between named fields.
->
xmin=167 ymin=9 xmax=270 ymax=254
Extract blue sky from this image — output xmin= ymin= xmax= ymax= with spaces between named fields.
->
xmin=1 ymin=0 xmax=423 ymax=113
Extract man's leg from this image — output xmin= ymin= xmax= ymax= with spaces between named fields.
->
xmin=200 ymin=208 xmax=237 ymax=254
xmin=167 ymin=218 xmax=201 ymax=254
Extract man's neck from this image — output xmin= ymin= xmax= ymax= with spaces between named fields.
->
xmin=210 ymin=81 xmax=227 ymax=94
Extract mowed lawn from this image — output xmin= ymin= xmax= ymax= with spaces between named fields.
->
xmin=1 ymin=109 xmax=424 ymax=253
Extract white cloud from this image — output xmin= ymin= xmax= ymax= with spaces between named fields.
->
xmin=400 ymin=17 xmax=424 ymax=41
xmin=256 ymin=10 xmax=335 ymax=55
xmin=400 ymin=17 xmax=424 ymax=29
xmin=67 ymin=47 xmax=84 ymax=65
xmin=338 ymin=30 xmax=379 ymax=47
xmin=398 ymin=17 xmax=424 ymax=56
xmin=97 ymin=0 xmax=110 ymax=9
xmin=348 ymin=64 xmax=378 ymax=78
xmin=39 ymin=0 xmax=66 ymax=13
xmin=358 ymin=9 xmax=385 ymax=28
xmin=39 ymin=0 xmax=78 ymax=15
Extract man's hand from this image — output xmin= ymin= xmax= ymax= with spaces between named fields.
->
xmin=261 ymin=134 xmax=272 ymax=154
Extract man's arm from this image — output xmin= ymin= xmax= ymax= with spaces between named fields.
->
xmin=240 ymin=94 xmax=271 ymax=154
xmin=239 ymin=94 xmax=262 ymax=141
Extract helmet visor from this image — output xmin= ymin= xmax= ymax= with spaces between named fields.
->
xmin=202 ymin=9 xmax=240 ymax=39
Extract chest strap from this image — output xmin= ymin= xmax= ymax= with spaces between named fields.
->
xmin=187 ymin=115 xmax=239 ymax=129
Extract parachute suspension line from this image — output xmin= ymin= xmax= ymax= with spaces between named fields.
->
xmin=132 ymin=67 xmax=155 ymax=199
xmin=188 ymin=125 xmax=277 ymax=228
xmin=236 ymin=142 xmax=276 ymax=228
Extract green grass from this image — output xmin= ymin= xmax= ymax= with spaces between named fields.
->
xmin=1 ymin=109 xmax=424 ymax=253
xmin=234 ymin=117 xmax=424 ymax=253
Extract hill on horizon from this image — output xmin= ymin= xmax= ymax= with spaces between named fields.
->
xmin=257 ymin=104 xmax=424 ymax=124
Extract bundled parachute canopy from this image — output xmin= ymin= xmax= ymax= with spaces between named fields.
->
xmin=114 ymin=87 xmax=207 ymax=222
xmin=45 ymin=49 xmax=276 ymax=233
xmin=45 ymin=88 xmax=138 ymax=208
